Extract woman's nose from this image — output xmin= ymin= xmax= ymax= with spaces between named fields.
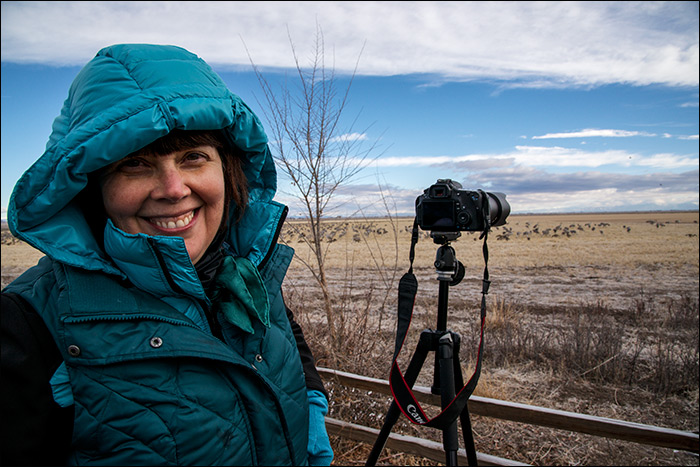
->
xmin=151 ymin=167 xmax=191 ymax=201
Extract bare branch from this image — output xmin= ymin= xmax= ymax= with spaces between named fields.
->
xmin=246 ymin=24 xmax=381 ymax=359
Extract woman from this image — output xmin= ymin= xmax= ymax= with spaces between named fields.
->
xmin=1 ymin=44 xmax=333 ymax=466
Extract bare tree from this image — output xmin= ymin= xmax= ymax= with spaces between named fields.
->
xmin=246 ymin=25 xmax=381 ymax=356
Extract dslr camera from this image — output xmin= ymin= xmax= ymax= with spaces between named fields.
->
xmin=415 ymin=179 xmax=510 ymax=232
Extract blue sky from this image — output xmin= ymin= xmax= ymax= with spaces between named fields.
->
xmin=2 ymin=1 xmax=698 ymax=219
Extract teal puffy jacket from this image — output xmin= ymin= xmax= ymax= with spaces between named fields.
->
xmin=5 ymin=44 xmax=310 ymax=465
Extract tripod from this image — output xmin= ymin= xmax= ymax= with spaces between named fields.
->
xmin=366 ymin=232 xmax=480 ymax=467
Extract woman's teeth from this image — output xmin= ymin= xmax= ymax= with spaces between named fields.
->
xmin=152 ymin=211 xmax=194 ymax=229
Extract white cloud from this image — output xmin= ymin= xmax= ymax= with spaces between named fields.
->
xmin=634 ymin=153 xmax=700 ymax=169
xmin=662 ymin=133 xmax=699 ymax=140
xmin=1 ymin=1 xmax=697 ymax=87
xmin=366 ymin=146 xmax=698 ymax=171
xmin=509 ymin=187 xmax=699 ymax=214
xmin=330 ymin=132 xmax=368 ymax=143
xmin=511 ymin=146 xmax=633 ymax=167
xmin=532 ymin=129 xmax=656 ymax=139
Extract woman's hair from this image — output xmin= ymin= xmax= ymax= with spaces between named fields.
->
xmin=79 ymin=129 xmax=248 ymax=245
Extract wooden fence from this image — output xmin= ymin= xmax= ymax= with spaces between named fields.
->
xmin=318 ymin=367 xmax=699 ymax=466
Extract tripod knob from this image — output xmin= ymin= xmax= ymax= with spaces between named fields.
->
xmin=434 ymin=244 xmax=465 ymax=286
xmin=450 ymin=261 xmax=465 ymax=286
xmin=434 ymin=244 xmax=457 ymax=270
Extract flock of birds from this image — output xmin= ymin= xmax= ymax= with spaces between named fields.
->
xmin=279 ymin=217 xmax=695 ymax=245
xmin=494 ymin=221 xmax=617 ymax=241
xmin=281 ymin=222 xmax=391 ymax=244
xmin=279 ymin=219 xmax=677 ymax=244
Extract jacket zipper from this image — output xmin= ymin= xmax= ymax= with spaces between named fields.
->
xmin=147 ymin=237 xmax=187 ymax=296
xmin=258 ymin=205 xmax=288 ymax=271
xmin=64 ymin=313 xmax=197 ymax=328
xmin=145 ymin=236 xmax=217 ymax=333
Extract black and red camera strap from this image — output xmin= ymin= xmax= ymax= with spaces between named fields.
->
xmin=389 ymin=216 xmax=491 ymax=430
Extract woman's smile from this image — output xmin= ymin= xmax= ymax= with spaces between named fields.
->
xmin=146 ymin=208 xmax=198 ymax=231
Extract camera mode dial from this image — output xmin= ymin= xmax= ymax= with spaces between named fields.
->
xmin=456 ymin=209 xmax=470 ymax=226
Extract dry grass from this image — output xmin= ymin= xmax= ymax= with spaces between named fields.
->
xmin=3 ymin=211 xmax=699 ymax=465
xmin=1 ymin=231 xmax=45 ymax=288
xmin=281 ymin=211 xmax=699 ymax=466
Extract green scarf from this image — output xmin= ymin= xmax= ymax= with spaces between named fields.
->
xmin=214 ymin=256 xmax=270 ymax=334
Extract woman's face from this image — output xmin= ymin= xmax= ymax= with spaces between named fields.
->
xmin=100 ymin=145 xmax=226 ymax=265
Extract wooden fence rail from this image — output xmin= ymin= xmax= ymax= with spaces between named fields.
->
xmin=318 ymin=367 xmax=699 ymax=465
xmin=324 ymin=417 xmax=528 ymax=466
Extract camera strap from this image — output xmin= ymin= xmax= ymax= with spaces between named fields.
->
xmin=390 ymin=216 xmax=490 ymax=430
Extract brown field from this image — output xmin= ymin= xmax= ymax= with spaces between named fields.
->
xmin=2 ymin=211 xmax=699 ymax=465
xmin=283 ymin=211 xmax=699 ymax=312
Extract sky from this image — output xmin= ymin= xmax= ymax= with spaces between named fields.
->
xmin=1 ymin=1 xmax=698 ymax=220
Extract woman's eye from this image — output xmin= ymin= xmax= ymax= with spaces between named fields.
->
xmin=117 ymin=158 xmax=147 ymax=171
xmin=183 ymin=152 xmax=208 ymax=163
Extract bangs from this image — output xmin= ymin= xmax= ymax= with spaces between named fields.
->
xmin=136 ymin=129 xmax=226 ymax=156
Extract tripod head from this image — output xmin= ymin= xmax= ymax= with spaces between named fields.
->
xmin=431 ymin=231 xmax=461 ymax=245
xmin=431 ymin=232 xmax=465 ymax=286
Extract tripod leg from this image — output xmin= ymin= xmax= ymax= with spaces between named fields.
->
xmin=460 ymin=410 xmax=478 ymax=467
xmin=438 ymin=333 xmax=460 ymax=466
xmin=365 ymin=401 xmax=401 ymax=466
xmin=365 ymin=334 xmax=432 ymax=466
xmin=452 ymin=335 xmax=478 ymax=467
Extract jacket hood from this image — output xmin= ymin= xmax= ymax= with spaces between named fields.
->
xmin=8 ymin=44 xmax=281 ymax=275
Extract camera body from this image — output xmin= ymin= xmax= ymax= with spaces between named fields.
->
xmin=415 ymin=179 xmax=510 ymax=232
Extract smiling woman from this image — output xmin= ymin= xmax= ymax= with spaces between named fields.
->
xmin=1 ymin=44 xmax=333 ymax=466
xmin=99 ymin=130 xmax=239 ymax=264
